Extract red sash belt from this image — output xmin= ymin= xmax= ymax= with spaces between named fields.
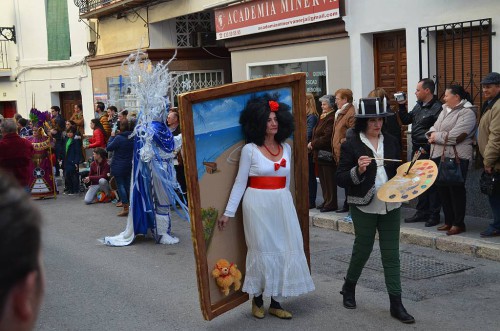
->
xmin=248 ymin=176 xmax=286 ymax=190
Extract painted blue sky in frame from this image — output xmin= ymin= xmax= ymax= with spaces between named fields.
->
xmin=192 ymin=87 xmax=293 ymax=178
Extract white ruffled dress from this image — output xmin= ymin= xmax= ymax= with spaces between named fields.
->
xmin=224 ymin=143 xmax=315 ymax=298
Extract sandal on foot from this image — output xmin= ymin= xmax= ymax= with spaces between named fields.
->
xmin=252 ymin=300 xmax=265 ymax=319
xmin=268 ymin=307 xmax=292 ymax=319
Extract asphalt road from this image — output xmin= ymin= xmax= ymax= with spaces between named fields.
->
xmin=34 ymin=193 xmax=500 ymax=331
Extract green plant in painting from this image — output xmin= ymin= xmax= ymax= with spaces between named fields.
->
xmin=201 ymin=207 xmax=218 ymax=248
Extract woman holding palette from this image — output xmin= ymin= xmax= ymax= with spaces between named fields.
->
xmin=336 ymin=97 xmax=415 ymax=324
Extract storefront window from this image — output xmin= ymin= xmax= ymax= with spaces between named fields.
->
xmin=106 ymin=76 xmax=138 ymax=113
xmin=248 ymin=58 xmax=327 ymax=97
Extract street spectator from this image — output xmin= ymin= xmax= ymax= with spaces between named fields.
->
xmin=14 ymin=113 xmax=23 ymax=123
xmin=0 ymin=171 xmax=44 ymax=331
xmin=333 ymin=88 xmax=356 ymax=213
xmin=308 ymin=94 xmax=338 ymax=212
xmin=69 ymin=104 xmax=85 ymax=136
xmin=83 ymin=147 xmax=111 ymax=204
xmin=368 ymin=88 xmax=402 ymax=146
xmin=167 ymin=109 xmax=187 ymax=204
xmin=18 ymin=118 xmax=33 ymax=137
xmin=86 ymin=118 xmax=107 ymax=149
xmin=107 ymin=120 xmax=134 ymax=216
xmin=305 ymin=93 xmax=319 ymax=209
xmin=49 ymin=106 xmax=66 ymax=177
xmin=426 ymin=84 xmax=477 ymax=236
xmin=118 ymin=109 xmax=128 ymax=122
xmin=477 ymin=72 xmax=500 ymax=237
xmin=63 ymin=127 xmax=83 ymax=195
xmin=217 ymin=94 xmax=314 ymax=319
xmin=107 ymin=106 xmax=119 ymax=132
xmin=397 ymin=78 xmax=442 ymax=227
xmin=336 ymin=98 xmax=414 ymax=324
xmin=95 ymin=102 xmax=111 ymax=137
xmin=0 ymin=119 xmax=34 ymax=189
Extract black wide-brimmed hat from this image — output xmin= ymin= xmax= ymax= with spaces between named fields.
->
xmin=355 ymin=97 xmax=394 ymax=118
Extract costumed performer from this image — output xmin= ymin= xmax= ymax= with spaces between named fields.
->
xmin=26 ymin=109 xmax=57 ymax=198
xmin=336 ymin=97 xmax=415 ymax=324
xmin=217 ymin=94 xmax=315 ymax=320
xmin=102 ymin=50 xmax=188 ymax=246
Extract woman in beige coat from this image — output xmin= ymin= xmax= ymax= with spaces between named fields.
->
xmin=332 ymin=89 xmax=356 ymax=213
xmin=426 ymin=84 xmax=477 ymax=235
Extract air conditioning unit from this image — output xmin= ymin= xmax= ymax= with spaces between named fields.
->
xmin=190 ymin=32 xmax=217 ymax=47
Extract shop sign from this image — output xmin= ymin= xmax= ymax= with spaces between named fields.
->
xmin=215 ymin=0 xmax=340 ymax=40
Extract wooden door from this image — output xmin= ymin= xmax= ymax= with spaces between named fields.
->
xmin=374 ymin=31 xmax=408 ymax=161
xmin=59 ymin=91 xmax=82 ymax=121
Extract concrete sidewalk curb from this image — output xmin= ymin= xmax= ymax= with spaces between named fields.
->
xmin=311 ymin=213 xmax=500 ymax=262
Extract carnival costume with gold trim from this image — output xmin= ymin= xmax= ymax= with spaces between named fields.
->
xmin=26 ymin=110 xmax=57 ymax=198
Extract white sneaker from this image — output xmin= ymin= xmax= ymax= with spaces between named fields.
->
xmin=159 ymin=233 xmax=180 ymax=245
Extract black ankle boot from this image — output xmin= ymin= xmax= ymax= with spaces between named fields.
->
xmin=389 ymin=294 xmax=415 ymax=324
xmin=340 ymin=278 xmax=357 ymax=309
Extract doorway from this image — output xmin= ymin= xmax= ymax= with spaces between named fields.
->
xmin=374 ymin=30 xmax=408 ymax=161
xmin=59 ymin=91 xmax=82 ymax=121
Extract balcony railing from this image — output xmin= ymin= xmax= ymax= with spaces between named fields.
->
xmin=0 ymin=41 xmax=9 ymax=70
xmin=74 ymin=0 xmax=171 ymax=19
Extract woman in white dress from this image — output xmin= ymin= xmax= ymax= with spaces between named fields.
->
xmin=218 ymin=94 xmax=315 ymax=320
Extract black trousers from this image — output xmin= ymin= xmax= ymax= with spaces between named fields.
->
xmin=435 ymin=160 xmax=469 ymax=228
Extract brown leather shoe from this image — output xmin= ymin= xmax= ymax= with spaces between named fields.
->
xmin=446 ymin=226 xmax=465 ymax=236
xmin=437 ymin=224 xmax=452 ymax=231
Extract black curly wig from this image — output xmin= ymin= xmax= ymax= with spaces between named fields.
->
xmin=239 ymin=93 xmax=294 ymax=146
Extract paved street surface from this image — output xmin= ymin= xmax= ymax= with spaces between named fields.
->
xmin=34 ymin=193 xmax=500 ymax=331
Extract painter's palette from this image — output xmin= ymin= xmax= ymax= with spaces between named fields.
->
xmin=378 ymin=159 xmax=438 ymax=202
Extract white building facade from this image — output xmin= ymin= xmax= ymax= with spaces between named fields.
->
xmin=345 ymin=0 xmax=500 ymax=108
xmin=0 ymin=0 xmax=94 ymax=134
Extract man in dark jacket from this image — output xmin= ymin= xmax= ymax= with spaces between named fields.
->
xmin=0 ymin=119 xmax=34 ymax=189
xmin=397 ymin=78 xmax=442 ymax=226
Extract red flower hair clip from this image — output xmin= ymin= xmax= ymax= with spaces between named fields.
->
xmin=269 ymin=100 xmax=279 ymax=112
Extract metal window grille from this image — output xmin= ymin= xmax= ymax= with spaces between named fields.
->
xmin=170 ymin=71 xmax=224 ymax=106
xmin=175 ymin=13 xmax=213 ymax=47
xmin=418 ymin=19 xmax=494 ymax=107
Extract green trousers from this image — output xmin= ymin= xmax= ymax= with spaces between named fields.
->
xmin=346 ymin=206 xmax=402 ymax=295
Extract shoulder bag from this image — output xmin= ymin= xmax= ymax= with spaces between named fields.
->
xmin=433 ymin=134 xmax=468 ymax=186
xmin=317 ymin=150 xmax=334 ymax=163
xmin=479 ymin=171 xmax=500 ymax=196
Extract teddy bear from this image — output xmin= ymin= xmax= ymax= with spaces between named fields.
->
xmin=211 ymin=258 xmax=242 ymax=296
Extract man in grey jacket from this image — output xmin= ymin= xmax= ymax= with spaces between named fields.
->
xmin=397 ymin=78 xmax=442 ymax=227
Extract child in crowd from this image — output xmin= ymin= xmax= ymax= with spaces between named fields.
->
xmin=63 ymin=127 xmax=83 ymax=195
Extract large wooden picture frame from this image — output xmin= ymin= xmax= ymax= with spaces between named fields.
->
xmin=178 ymin=73 xmax=309 ymax=321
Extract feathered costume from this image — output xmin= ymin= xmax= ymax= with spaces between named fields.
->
xmin=26 ymin=109 xmax=57 ymax=198
xmin=102 ymin=50 xmax=189 ymax=246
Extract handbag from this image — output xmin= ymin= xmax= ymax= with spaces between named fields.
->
xmin=317 ymin=150 xmax=333 ymax=162
xmin=479 ymin=171 xmax=500 ymax=196
xmin=434 ymin=134 xmax=466 ymax=186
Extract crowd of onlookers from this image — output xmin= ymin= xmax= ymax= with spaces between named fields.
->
xmin=306 ymin=72 xmax=500 ymax=238
xmin=0 ymin=101 xmax=187 ymax=218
